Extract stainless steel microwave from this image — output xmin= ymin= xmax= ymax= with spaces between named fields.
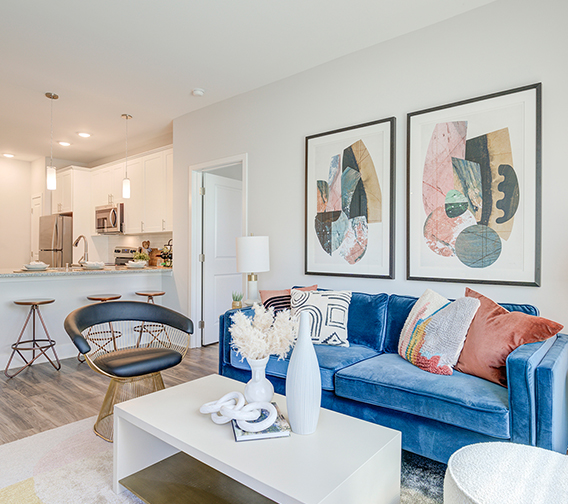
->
xmin=95 ymin=203 xmax=124 ymax=234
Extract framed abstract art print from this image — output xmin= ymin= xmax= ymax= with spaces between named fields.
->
xmin=305 ymin=117 xmax=395 ymax=279
xmin=407 ymin=83 xmax=541 ymax=286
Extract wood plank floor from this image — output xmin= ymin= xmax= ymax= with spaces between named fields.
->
xmin=0 ymin=344 xmax=219 ymax=445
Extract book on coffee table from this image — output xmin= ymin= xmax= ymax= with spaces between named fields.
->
xmin=231 ymin=402 xmax=291 ymax=441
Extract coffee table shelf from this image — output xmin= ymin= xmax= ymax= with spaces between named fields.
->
xmin=114 ymin=374 xmax=401 ymax=504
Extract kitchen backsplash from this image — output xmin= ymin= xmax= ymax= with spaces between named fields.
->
xmin=91 ymin=232 xmax=172 ymax=264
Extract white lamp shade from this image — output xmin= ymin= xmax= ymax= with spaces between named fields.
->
xmin=236 ymin=236 xmax=270 ymax=273
xmin=122 ymin=177 xmax=131 ymax=199
xmin=46 ymin=166 xmax=56 ymax=190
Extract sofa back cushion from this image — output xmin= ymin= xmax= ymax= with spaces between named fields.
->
xmin=346 ymin=291 xmax=389 ymax=352
xmin=383 ymin=293 xmax=541 ymax=355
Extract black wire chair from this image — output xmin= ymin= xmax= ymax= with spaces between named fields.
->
xmin=64 ymin=301 xmax=193 ymax=442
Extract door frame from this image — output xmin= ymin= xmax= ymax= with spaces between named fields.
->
xmin=30 ymin=193 xmax=43 ymax=262
xmin=189 ymin=153 xmax=248 ymax=347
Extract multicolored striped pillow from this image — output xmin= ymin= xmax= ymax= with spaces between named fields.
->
xmin=399 ymin=290 xmax=480 ymax=375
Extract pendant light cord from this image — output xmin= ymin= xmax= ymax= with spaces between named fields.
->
xmin=125 ymin=115 xmax=128 ymax=178
xmin=50 ymin=96 xmax=54 ymax=168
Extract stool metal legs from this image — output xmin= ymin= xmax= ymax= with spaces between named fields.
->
xmin=4 ymin=304 xmax=61 ymax=378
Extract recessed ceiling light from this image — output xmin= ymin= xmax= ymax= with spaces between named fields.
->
xmin=77 ymin=132 xmax=91 ymax=138
xmin=192 ymin=88 xmax=205 ymax=97
xmin=58 ymin=141 xmax=71 ymax=146
xmin=3 ymin=153 xmax=14 ymax=158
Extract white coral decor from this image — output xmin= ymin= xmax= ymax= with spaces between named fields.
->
xmin=229 ymin=303 xmax=298 ymax=360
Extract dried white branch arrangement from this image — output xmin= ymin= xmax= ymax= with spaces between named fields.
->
xmin=230 ymin=303 xmax=298 ymax=361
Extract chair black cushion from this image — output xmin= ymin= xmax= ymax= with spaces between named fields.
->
xmin=94 ymin=347 xmax=183 ymax=377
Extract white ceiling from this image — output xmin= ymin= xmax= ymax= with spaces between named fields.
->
xmin=0 ymin=0 xmax=495 ymax=166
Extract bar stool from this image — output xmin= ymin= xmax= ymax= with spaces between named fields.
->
xmin=4 ymin=298 xmax=61 ymax=378
xmin=135 ymin=291 xmax=169 ymax=346
xmin=78 ymin=294 xmax=122 ymax=363
xmin=135 ymin=291 xmax=165 ymax=304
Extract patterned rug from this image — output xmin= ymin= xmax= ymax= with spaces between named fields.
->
xmin=0 ymin=417 xmax=445 ymax=503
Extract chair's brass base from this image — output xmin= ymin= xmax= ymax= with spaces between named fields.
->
xmin=94 ymin=371 xmax=165 ymax=442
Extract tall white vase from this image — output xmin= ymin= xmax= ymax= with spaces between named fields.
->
xmin=244 ymin=356 xmax=274 ymax=403
xmin=286 ymin=311 xmax=321 ymax=435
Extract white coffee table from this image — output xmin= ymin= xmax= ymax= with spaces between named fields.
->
xmin=114 ymin=374 xmax=401 ymax=504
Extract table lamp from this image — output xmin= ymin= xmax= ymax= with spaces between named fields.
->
xmin=236 ymin=236 xmax=270 ymax=306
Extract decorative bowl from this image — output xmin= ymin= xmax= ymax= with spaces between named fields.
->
xmin=24 ymin=262 xmax=49 ymax=271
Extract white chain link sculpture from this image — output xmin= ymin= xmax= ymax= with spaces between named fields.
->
xmin=200 ymin=391 xmax=277 ymax=432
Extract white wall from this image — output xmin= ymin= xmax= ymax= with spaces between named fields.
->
xmin=173 ymin=0 xmax=568 ymax=327
xmin=0 ymin=158 xmax=32 ymax=268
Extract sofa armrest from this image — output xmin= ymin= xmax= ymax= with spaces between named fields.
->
xmin=218 ymin=307 xmax=254 ymax=374
xmin=507 ymin=336 xmax=556 ymax=445
xmin=535 ymin=334 xmax=568 ymax=453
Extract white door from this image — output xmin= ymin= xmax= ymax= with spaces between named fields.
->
xmin=31 ymin=195 xmax=42 ymax=261
xmin=202 ymin=172 xmax=243 ymax=345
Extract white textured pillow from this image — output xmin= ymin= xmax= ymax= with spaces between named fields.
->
xmin=290 ymin=290 xmax=352 ymax=347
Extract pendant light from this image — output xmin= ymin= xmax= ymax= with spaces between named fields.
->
xmin=122 ymin=113 xmax=132 ymax=199
xmin=45 ymin=92 xmax=59 ymax=191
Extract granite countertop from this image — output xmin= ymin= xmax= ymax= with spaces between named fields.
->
xmin=0 ymin=266 xmax=172 ymax=278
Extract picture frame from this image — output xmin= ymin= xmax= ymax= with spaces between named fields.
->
xmin=407 ymin=83 xmax=541 ymax=286
xmin=305 ymin=117 xmax=396 ymax=279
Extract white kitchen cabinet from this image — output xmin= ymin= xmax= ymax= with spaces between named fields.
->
xmin=141 ymin=152 xmax=166 ymax=233
xmin=92 ymin=163 xmax=126 ymax=207
xmin=91 ymin=166 xmax=111 ymax=207
xmin=91 ymin=147 xmax=173 ymax=235
xmin=123 ymin=158 xmax=144 ymax=234
xmin=165 ymin=150 xmax=173 ymax=232
xmin=52 ymin=167 xmax=92 ymax=215
xmin=51 ymin=169 xmax=73 ymax=214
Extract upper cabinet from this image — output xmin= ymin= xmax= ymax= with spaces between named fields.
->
xmin=92 ymin=163 xmax=127 ymax=207
xmin=52 ymin=166 xmax=90 ymax=214
xmin=91 ymin=147 xmax=173 ymax=234
xmin=51 ymin=169 xmax=73 ymax=213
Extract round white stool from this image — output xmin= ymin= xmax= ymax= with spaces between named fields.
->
xmin=444 ymin=442 xmax=568 ymax=504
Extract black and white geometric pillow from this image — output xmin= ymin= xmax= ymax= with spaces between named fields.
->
xmin=290 ymin=290 xmax=352 ymax=347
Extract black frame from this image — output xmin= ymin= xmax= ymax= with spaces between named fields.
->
xmin=406 ymin=83 xmax=542 ymax=286
xmin=305 ymin=117 xmax=396 ymax=279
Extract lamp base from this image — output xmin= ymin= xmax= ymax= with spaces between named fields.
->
xmin=245 ymin=276 xmax=260 ymax=306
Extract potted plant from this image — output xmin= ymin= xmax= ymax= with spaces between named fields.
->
xmin=232 ymin=292 xmax=244 ymax=310
xmin=132 ymin=251 xmax=150 ymax=265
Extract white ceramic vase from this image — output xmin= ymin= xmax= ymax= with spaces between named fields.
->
xmin=244 ymin=356 xmax=274 ymax=403
xmin=286 ymin=311 xmax=321 ymax=435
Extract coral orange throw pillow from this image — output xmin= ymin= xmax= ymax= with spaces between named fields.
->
xmin=455 ymin=288 xmax=563 ymax=387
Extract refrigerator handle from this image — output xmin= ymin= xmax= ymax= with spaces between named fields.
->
xmin=53 ymin=219 xmax=59 ymax=251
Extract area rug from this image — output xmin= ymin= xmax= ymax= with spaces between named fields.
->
xmin=0 ymin=417 xmax=445 ymax=503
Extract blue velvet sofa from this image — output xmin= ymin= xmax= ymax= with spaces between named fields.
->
xmin=218 ymin=291 xmax=568 ymax=463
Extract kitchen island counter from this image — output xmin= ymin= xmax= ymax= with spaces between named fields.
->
xmin=0 ymin=266 xmax=171 ymax=278
xmin=0 ymin=266 xmax=175 ymax=372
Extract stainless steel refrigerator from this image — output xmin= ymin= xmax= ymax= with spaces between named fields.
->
xmin=39 ymin=214 xmax=73 ymax=267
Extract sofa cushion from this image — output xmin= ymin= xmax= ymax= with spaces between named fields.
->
xmin=335 ymin=353 xmax=510 ymax=439
xmin=229 ymin=343 xmax=378 ymax=391
xmin=346 ymin=291 xmax=389 ymax=352
xmin=260 ymin=285 xmax=318 ymax=312
xmin=399 ymin=297 xmax=480 ymax=375
xmin=384 ymin=293 xmax=541 ymax=355
xmin=291 ymin=290 xmax=352 ymax=346
xmin=399 ymin=289 xmax=450 ymax=351
xmin=456 ymin=289 xmax=563 ymax=387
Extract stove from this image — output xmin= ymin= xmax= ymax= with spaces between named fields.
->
xmin=113 ymin=247 xmax=137 ymax=265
